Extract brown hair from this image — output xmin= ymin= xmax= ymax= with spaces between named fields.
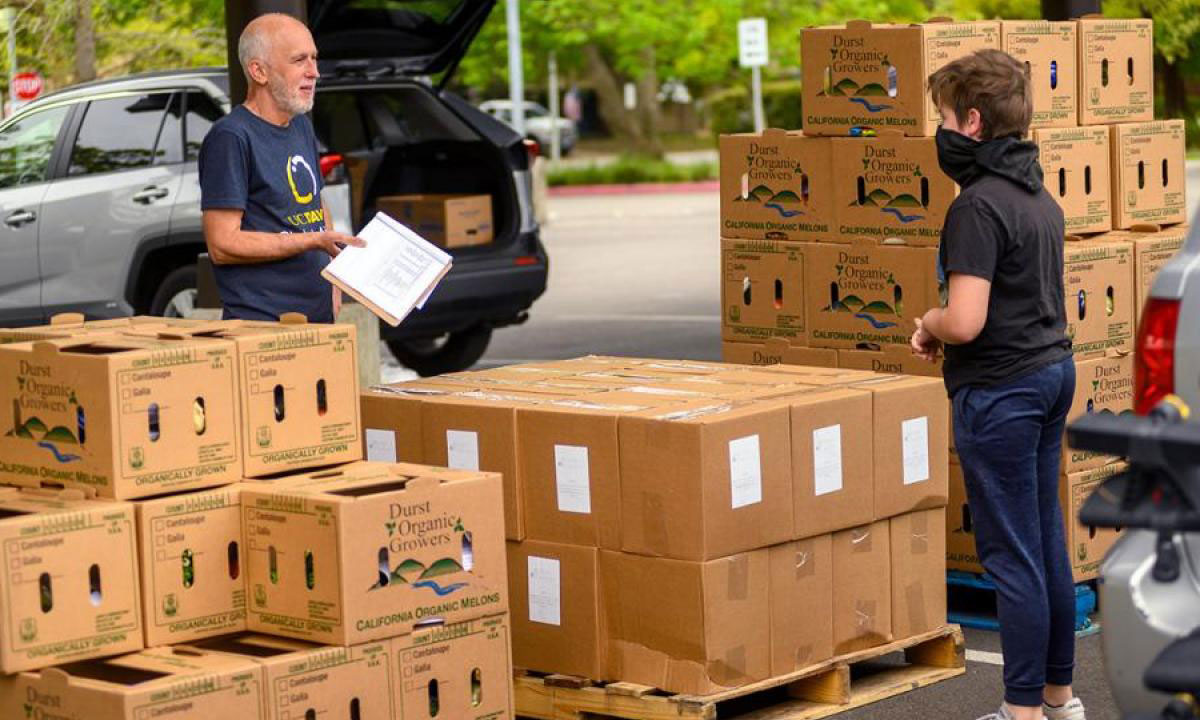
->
xmin=928 ymin=49 xmax=1032 ymax=140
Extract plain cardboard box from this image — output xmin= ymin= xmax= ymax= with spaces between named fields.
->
xmin=0 ymin=315 xmax=208 ymax=344
xmin=790 ymin=387 xmax=876 ymax=537
xmin=801 ymin=20 xmax=1000 ymax=137
xmin=805 ymin=242 xmax=940 ymax=350
xmin=768 ymin=536 xmax=834 ymax=674
xmin=601 ymin=549 xmax=771 ymax=694
xmin=1077 ymin=17 xmax=1154 ymax=125
xmin=377 ymin=193 xmax=494 ymax=248
xmin=1002 ymin=21 xmax=1078 ymax=128
xmin=0 ymin=333 xmax=241 ymax=499
xmin=722 ymin=339 xmax=839 ymax=368
xmin=721 ymin=238 xmax=807 ymax=345
xmin=506 ymin=540 xmax=602 ymax=679
xmin=1111 ymin=224 xmax=1190 ymax=322
xmin=242 ymin=461 xmax=508 ymax=645
xmin=618 ymin=399 xmax=794 ymax=561
xmin=1063 ymin=463 xmax=1126 ymax=582
xmin=1110 ymin=120 xmax=1188 ymax=229
xmin=190 ymin=633 xmax=395 ymax=720
xmin=1064 ymin=352 xmax=1134 ymax=473
xmin=830 ymin=135 xmax=957 ymax=246
xmin=1064 ymin=235 xmax=1135 ymax=357
xmin=392 ymin=613 xmax=514 ymax=720
xmin=0 ymin=646 xmax=264 ymax=719
xmin=832 ymin=521 xmax=893 ymax=654
xmin=0 ymin=487 xmax=143 ymax=673
xmin=838 ymin=346 xmax=943 ymax=377
xmin=719 ymin=130 xmax=835 ymax=242
xmin=359 ymin=380 xmax=479 ymax=465
xmin=1034 ymin=126 xmax=1112 ymax=234
xmin=849 ymin=375 xmax=950 ymax=519
xmin=135 ymin=485 xmax=246 ymax=647
xmin=890 ymin=508 xmax=947 ymax=640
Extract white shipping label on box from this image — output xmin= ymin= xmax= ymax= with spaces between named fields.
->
xmin=528 ymin=555 xmax=562 ymax=626
xmin=554 ymin=444 xmax=592 ymax=514
xmin=812 ymin=424 xmax=844 ymax=496
xmin=728 ymin=434 xmax=763 ymax=509
xmin=902 ymin=417 xmax=930 ymax=486
xmin=446 ymin=429 xmax=481 ymax=471
xmin=365 ymin=428 xmax=398 ymax=462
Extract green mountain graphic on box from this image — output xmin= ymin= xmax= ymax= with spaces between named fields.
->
xmin=733 ymin=185 xmax=776 ymax=203
xmin=823 ymin=78 xmax=889 ymax=97
xmin=394 ymin=558 xmax=425 ymax=580
xmin=420 ymin=558 xmax=464 ymax=579
xmin=6 ymin=417 xmax=77 ymax=444
xmin=856 ymin=83 xmax=888 ymax=96
xmin=853 ymin=188 xmax=922 ymax=209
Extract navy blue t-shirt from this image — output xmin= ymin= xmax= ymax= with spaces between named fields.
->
xmin=198 ymin=105 xmax=333 ymax=322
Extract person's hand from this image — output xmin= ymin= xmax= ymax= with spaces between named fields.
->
xmin=311 ymin=230 xmax=365 ymax=257
xmin=911 ymin=318 xmax=942 ymax=362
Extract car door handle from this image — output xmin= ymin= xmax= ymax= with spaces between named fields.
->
xmin=133 ymin=186 xmax=170 ymax=204
xmin=3 ymin=209 xmax=35 ymax=228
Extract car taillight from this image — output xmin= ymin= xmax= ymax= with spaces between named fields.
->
xmin=523 ymin=138 xmax=540 ymax=163
xmin=319 ymin=153 xmax=344 ymax=180
xmin=1134 ymin=297 xmax=1181 ymax=415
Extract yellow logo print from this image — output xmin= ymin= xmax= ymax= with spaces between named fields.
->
xmin=286 ymin=155 xmax=317 ymax=204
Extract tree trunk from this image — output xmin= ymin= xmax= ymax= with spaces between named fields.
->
xmin=1155 ymin=52 xmax=1190 ymax=120
xmin=634 ymin=47 xmax=664 ymax=158
xmin=74 ymin=0 xmax=96 ymax=83
xmin=582 ymin=43 xmax=658 ymax=155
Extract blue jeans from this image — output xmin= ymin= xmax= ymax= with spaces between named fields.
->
xmin=952 ymin=356 xmax=1076 ymax=707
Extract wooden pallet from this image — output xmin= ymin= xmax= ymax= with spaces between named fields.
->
xmin=515 ymin=624 xmax=966 ymax=720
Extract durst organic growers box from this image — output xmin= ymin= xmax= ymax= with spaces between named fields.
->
xmin=0 ymin=487 xmax=143 ymax=673
xmin=1064 ymin=352 xmax=1134 ymax=473
xmin=1108 ymin=224 xmax=1190 ymax=322
xmin=722 ymin=339 xmax=839 ymax=368
xmin=392 ymin=613 xmax=514 ymax=720
xmin=1077 ymin=17 xmax=1154 ymax=125
xmin=1110 ymin=120 xmax=1188 ymax=229
xmin=242 ymin=461 xmax=507 ymax=646
xmin=0 ymin=333 xmax=241 ymax=499
xmin=719 ymin=130 xmax=835 ymax=242
xmin=1063 ymin=235 xmax=1135 ymax=357
xmin=721 ymin=239 xmax=807 ymax=345
xmin=1033 ymin=126 xmax=1112 ymax=234
xmin=802 ymin=20 xmax=1000 ymax=137
xmin=1002 ymin=21 xmax=1078 ymax=128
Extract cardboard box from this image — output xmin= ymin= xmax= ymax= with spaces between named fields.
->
xmin=805 ymin=243 xmax=940 ymax=350
xmin=359 ymin=379 xmax=481 ymax=464
xmin=0 ymin=646 xmax=264 ymax=719
xmin=1034 ymin=126 xmax=1112 ymax=234
xmin=601 ymin=549 xmax=771 ymax=694
xmin=832 ymin=521 xmax=892 ymax=654
xmin=790 ymin=387 xmax=876 ymax=537
xmin=890 ymin=508 xmax=947 ymax=639
xmin=0 ymin=487 xmax=142 ymax=673
xmin=722 ymin=340 xmax=839 ymax=368
xmin=1064 ymin=352 xmax=1134 ymax=473
xmin=191 ymin=633 xmax=395 ymax=720
xmin=618 ymin=400 xmax=794 ymax=561
xmin=849 ymin=375 xmax=949 ymax=519
xmin=1063 ymin=462 xmax=1126 ymax=582
xmin=838 ymin=346 xmax=943 ymax=377
xmin=242 ymin=461 xmax=508 ymax=645
xmin=392 ymin=613 xmax=514 ymax=720
xmin=719 ymin=130 xmax=835 ymax=242
xmin=801 ymin=20 xmax=1001 ymax=137
xmin=721 ymin=238 xmax=807 ymax=345
xmin=376 ymin=193 xmax=494 ymax=248
xmin=0 ymin=334 xmax=242 ymax=499
xmin=135 ymin=485 xmax=246 ymax=647
xmin=1078 ymin=17 xmax=1154 ymax=125
xmin=1002 ymin=21 xmax=1078 ymax=128
xmin=1110 ymin=121 xmax=1188 ymax=229
xmin=945 ymin=459 xmax=979 ymax=574
xmin=1064 ymin=235 xmax=1135 ymax=357
xmin=506 ymin=540 xmax=602 ymax=679
xmin=1112 ymin=224 xmax=1189 ymax=322
xmin=768 ymin=536 xmax=834 ymax=674
xmin=830 ymin=136 xmax=957 ymax=246
xmin=0 ymin=315 xmax=208 ymax=345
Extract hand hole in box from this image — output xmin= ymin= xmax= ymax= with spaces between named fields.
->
xmin=228 ymin=541 xmax=240 ymax=580
xmin=88 ymin=564 xmax=102 ymax=607
xmin=148 ymin=403 xmax=160 ymax=442
xmin=471 ymin=668 xmax=483 ymax=707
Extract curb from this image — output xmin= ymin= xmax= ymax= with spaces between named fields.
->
xmin=549 ymin=180 xmax=719 ymax=197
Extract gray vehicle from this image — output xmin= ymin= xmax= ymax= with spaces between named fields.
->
xmin=480 ymin=99 xmax=578 ymax=155
xmin=0 ymin=0 xmax=548 ymax=375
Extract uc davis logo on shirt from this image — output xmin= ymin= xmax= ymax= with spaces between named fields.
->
xmin=286 ymin=154 xmax=317 ymax=204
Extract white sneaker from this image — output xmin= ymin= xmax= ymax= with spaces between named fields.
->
xmin=976 ymin=705 xmax=1016 ymax=720
xmin=1043 ymin=698 xmax=1087 ymax=720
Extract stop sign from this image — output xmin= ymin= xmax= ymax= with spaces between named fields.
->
xmin=11 ymin=72 xmax=42 ymax=102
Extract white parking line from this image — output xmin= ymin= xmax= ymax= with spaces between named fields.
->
xmin=966 ymin=649 xmax=1005 ymax=666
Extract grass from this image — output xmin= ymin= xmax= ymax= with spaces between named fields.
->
xmin=571 ymin=132 xmax=716 ymax=156
xmin=547 ymin=153 xmax=716 ymax=187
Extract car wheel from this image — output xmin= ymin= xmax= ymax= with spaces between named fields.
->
xmin=149 ymin=265 xmax=199 ymax=318
xmin=386 ymin=325 xmax=493 ymax=377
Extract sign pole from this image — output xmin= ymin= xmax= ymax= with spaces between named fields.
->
xmin=751 ymin=65 xmax=764 ymax=133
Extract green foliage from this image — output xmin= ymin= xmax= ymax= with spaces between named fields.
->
xmin=547 ymin=154 xmax=716 ymax=186
xmin=707 ymin=79 xmax=804 ymax=137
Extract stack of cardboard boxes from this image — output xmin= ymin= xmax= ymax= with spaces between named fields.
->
xmin=362 ymin=357 xmax=951 ymax=694
xmin=0 ymin=314 xmax=514 ymax=719
xmin=721 ymin=16 xmax=1187 ymax=584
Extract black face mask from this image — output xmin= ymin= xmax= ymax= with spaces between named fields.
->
xmin=935 ymin=126 xmax=983 ymax=186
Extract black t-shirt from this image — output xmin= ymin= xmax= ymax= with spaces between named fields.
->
xmin=939 ymin=174 xmax=1072 ymax=395
xmin=198 ymin=105 xmax=333 ymax=323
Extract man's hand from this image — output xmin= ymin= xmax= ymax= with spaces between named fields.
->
xmin=911 ymin=318 xmax=942 ymax=362
xmin=310 ymin=230 xmax=365 ymax=257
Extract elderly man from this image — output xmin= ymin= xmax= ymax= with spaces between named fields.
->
xmin=198 ymin=12 xmax=362 ymax=323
